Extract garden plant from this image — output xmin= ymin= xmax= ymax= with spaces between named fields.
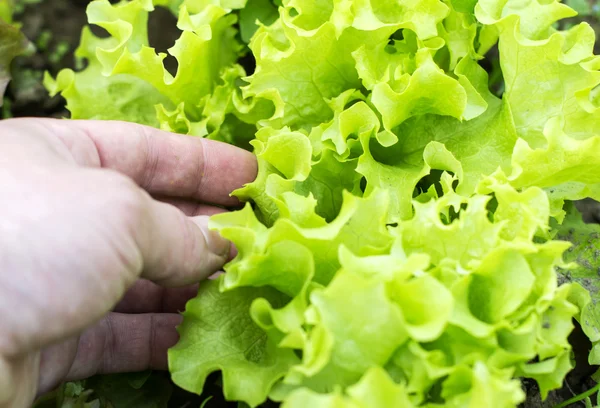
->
xmin=3 ymin=0 xmax=600 ymax=406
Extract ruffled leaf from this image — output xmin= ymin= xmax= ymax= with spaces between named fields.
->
xmin=168 ymin=279 xmax=298 ymax=407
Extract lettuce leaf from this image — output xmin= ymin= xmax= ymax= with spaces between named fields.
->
xmin=168 ymin=278 xmax=298 ymax=406
xmin=239 ymin=0 xmax=279 ymax=43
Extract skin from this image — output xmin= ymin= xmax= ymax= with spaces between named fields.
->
xmin=0 ymin=118 xmax=258 ymax=407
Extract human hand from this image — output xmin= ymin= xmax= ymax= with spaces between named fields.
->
xmin=0 ymin=118 xmax=257 ymax=407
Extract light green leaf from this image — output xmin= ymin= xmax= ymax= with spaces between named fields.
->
xmin=517 ymin=351 xmax=573 ymax=400
xmin=45 ymin=28 xmax=173 ymax=126
xmin=358 ymin=67 xmax=517 ymax=220
xmin=371 ymin=53 xmax=468 ymax=130
xmin=290 ymin=270 xmax=409 ymax=389
xmin=498 ymin=17 xmax=600 ymax=146
xmin=212 ymin=190 xmax=393 ymax=287
xmin=396 ymin=193 xmax=503 ymax=268
xmin=239 ymin=0 xmax=279 ymax=43
xmin=169 ymin=279 xmax=299 ymax=407
xmin=246 ymin=14 xmax=397 ymax=129
xmin=442 ymin=362 xmax=525 ymax=407
xmin=345 ymin=0 xmax=449 ymax=40
xmin=387 ymin=341 xmax=451 ymax=399
xmin=346 ymin=366 xmax=415 ymax=407
xmin=467 ymin=248 xmax=535 ymax=324
xmin=389 ymin=274 xmax=454 ymax=342
xmin=510 ymin=117 xmax=600 ymax=192
xmin=478 ymin=174 xmax=550 ymax=241
xmin=475 ymin=0 xmax=576 ymax=40
xmin=282 ymin=388 xmax=359 ymax=408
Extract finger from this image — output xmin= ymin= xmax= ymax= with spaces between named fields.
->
xmin=154 ymin=199 xmax=238 ymax=259
xmin=134 ymin=196 xmax=230 ymax=286
xmin=0 ymin=175 xmax=230 ymax=360
xmin=154 ymin=198 xmax=238 ymax=260
xmin=38 ymin=313 xmax=181 ymax=395
xmin=156 ymin=197 xmax=227 ymax=217
xmin=113 ymin=280 xmax=199 ymax=314
xmin=0 ymin=118 xmax=257 ymax=206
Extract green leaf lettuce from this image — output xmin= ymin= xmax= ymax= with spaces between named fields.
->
xmin=47 ymin=0 xmax=600 ymax=406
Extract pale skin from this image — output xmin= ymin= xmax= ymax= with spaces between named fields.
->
xmin=0 ymin=118 xmax=258 ymax=407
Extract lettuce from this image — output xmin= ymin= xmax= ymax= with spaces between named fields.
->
xmin=47 ymin=0 xmax=600 ymax=406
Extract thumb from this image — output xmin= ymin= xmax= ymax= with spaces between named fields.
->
xmin=0 ymin=178 xmax=230 ymax=360
xmin=133 ymin=195 xmax=231 ymax=286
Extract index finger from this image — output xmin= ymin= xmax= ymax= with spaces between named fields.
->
xmin=2 ymin=118 xmax=257 ymax=206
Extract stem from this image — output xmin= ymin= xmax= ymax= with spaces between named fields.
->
xmin=199 ymin=396 xmax=213 ymax=408
xmin=554 ymin=382 xmax=600 ymax=408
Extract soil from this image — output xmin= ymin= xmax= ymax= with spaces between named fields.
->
xmin=6 ymin=0 xmax=600 ymax=407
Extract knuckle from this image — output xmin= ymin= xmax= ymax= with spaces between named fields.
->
xmin=179 ymin=215 xmax=201 ymax=267
xmin=166 ymin=210 xmax=198 ymax=278
xmin=94 ymin=170 xmax=148 ymax=234
xmin=109 ymin=173 xmax=147 ymax=217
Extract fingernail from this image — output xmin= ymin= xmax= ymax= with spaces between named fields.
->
xmin=209 ymin=271 xmax=224 ymax=280
xmin=229 ymin=244 xmax=238 ymax=260
xmin=193 ymin=216 xmax=230 ymax=257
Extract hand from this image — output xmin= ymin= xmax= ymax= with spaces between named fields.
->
xmin=0 ymin=118 xmax=257 ymax=407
